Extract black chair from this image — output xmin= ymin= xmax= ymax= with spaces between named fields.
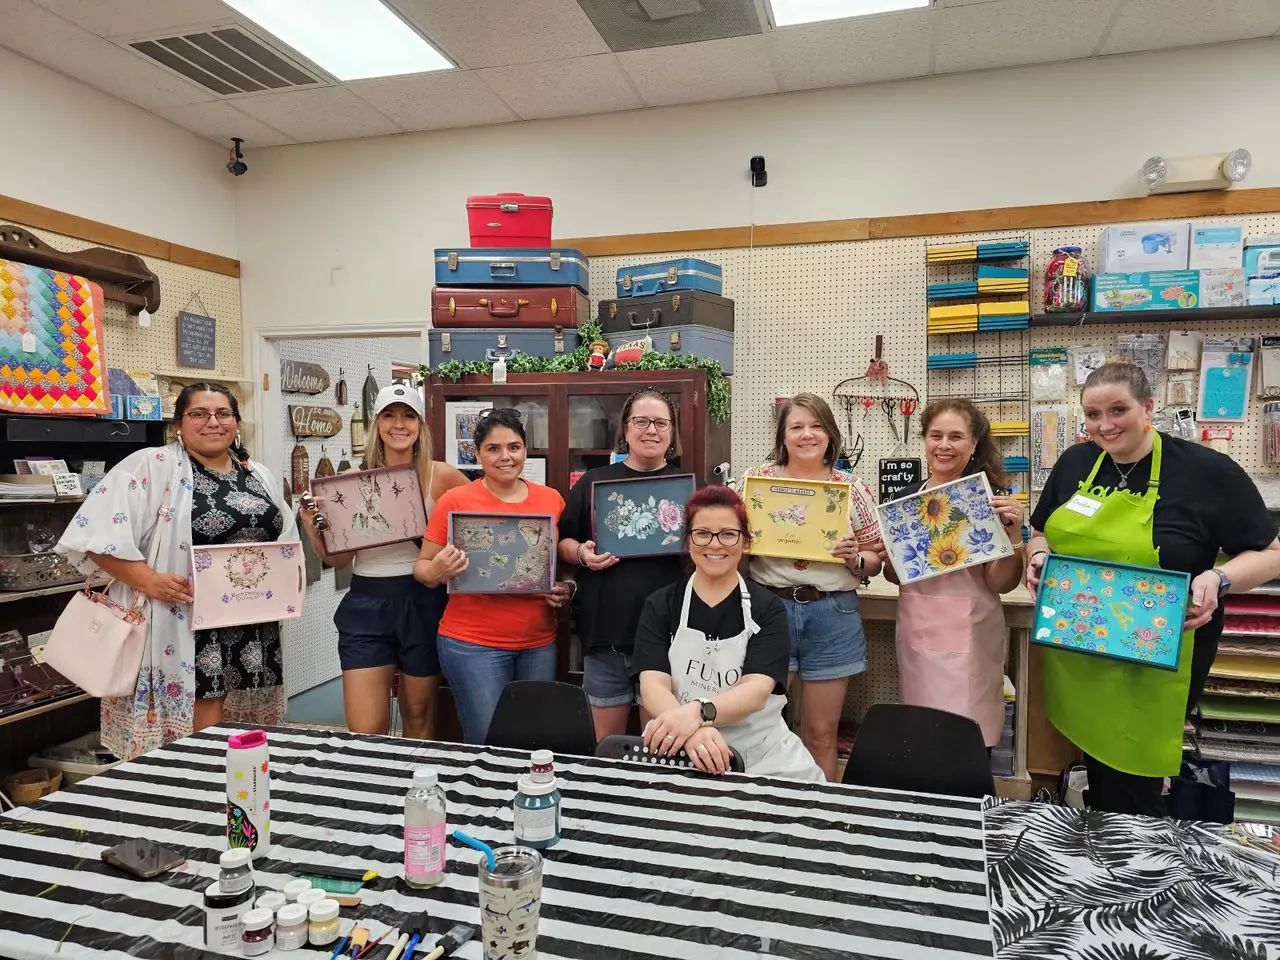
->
xmin=842 ymin=704 xmax=994 ymax=798
xmin=596 ymin=735 xmax=746 ymax=774
xmin=484 ymin=680 xmax=596 ymax=757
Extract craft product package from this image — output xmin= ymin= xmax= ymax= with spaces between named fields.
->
xmin=191 ymin=542 xmax=305 ymax=630
xmin=603 ymin=325 xmax=734 ymax=375
xmin=598 ymin=290 xmax=734 ymax=335
xmin=615 ymin=258 xmax=723 ymax=297
xmin=431 ymin=286 xmax=588 ymax=329
xmin=466 ymin=193 xmax=552 ymax=248
xmin=1099 ymin=222 xmax=1190 ymax=273
xmin=1092 ymin=271 xmax=1200 ymax=311
xmin=428 ymin=327 xmax=580 ymax=368
xmin=1188 ymin=225 xmax=1244 ymax=269
xmin=1243 ymin=234 xmax=1280 ymax=277
xmin=433 ymin=248 xmax=588 ymax=294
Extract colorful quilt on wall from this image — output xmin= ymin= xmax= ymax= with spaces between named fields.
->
xmin=0 ymin=258 xmax=109 ymax=415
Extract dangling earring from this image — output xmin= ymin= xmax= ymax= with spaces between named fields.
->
xmin=619 ymin=438 xmax=629 ymax=453
xmin=1143 ymin=424 xmax=1152 ymax=433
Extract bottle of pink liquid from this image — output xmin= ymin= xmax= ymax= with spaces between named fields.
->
xmin=404 ymin=767 xmax=446 ymax=887
xmin=227 ymin=730 xmax=271 ymax=859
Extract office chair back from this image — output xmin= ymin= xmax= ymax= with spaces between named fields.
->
xmin=485 ymin=680 xmax=596 ymax=757
xmin=843 ymin=703 xmax=994 ymax=798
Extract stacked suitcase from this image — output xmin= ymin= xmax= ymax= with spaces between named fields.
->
xmin=430 ymin=193 xmax=588 ymax=366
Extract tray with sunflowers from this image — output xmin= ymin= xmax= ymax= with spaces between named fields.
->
xmin=877 ymin=473 xmax=1014 ymax=584
xmin=1032 ymin=554 xmax=1190 ymax=670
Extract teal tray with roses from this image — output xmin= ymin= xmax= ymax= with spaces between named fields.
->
xmin=1032 ymin=554 xmax=1190 ymax=671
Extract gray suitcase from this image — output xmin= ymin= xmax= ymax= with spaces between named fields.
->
xmin=597 ymin=290 xmax=734 ymax=336
xmin=605 ymin=324 xmax=734 ymax=374
xmin=428 ymin=326 xmax=580 ymax=367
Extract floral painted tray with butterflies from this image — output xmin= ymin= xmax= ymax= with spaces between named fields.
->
xmin=191 ymin=541 xmax=305 ymax=630
xmin=1032 ymin=553 xmax=1190 ymax=671
xmin=448 ymin=512 xmax=556 ymax=595
xmin=311 ymin=463 xmax=426 ymax=553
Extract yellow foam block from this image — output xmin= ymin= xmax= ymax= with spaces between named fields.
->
xmin=979 ymin=301 xmax=1031 ymax=315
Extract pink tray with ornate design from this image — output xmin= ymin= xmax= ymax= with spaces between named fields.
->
xmin=190 ymin=541 xmax=305 ymax=630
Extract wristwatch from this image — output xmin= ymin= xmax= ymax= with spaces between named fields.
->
xmin=698 ymin=698 xmax=717 ymax=726
xmin=1212 ymin=568 xmax=1231 ymax=598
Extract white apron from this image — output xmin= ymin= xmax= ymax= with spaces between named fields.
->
xmin=669 ymin=576 xmax=823 ymax=782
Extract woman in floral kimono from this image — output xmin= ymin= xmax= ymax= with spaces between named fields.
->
xmin=57 ymin=383 xmax=296 ymax=761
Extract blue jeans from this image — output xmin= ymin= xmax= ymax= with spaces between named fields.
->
xmin=777 ymin=590 xmax=868 ymax=681
xmin=437 ymin=635 xmax=557 ymax=744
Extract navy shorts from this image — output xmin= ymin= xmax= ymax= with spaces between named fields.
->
xmin=334 ymin=574 xmax=444 ymax=677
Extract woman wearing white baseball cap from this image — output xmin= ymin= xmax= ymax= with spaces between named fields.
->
xmin=300 ymin=382 xmax=467 ymax=739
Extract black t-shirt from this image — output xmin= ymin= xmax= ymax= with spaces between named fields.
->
xmin=559 ymin=462 xmax=693 ymax=653
xmin=631 ymin=577 xmax=790 ymax=694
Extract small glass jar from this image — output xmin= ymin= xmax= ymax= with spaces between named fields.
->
xmin=282 ymin=879 xmax=312 ymax=903
xmin=240 ymin=907 xmax=274 ymax=957
xmin=256 ymin=891 xmax=286 ymax=915
xmin=218 ymin=848 xmax=253 ymax=894
xmin=274 ymin=903 xmax=309 ymax=951
xmin=308 ymin=899 xmax=341 ymax=946
xmin=295 ymin=888 xmax=327 ymax=910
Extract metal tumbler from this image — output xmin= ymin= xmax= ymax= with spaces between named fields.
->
xmin=478 ymin=846 xmax=543 ymax=960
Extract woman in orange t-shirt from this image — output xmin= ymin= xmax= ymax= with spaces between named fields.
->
xmin=416 ymin=408 xmax=572 ymax=743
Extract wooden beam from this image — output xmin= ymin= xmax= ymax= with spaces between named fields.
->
xmin=555 ymin=186 xmax=1280 ymax=256
xmin=0 ymin=194 xmax=241 ymax=278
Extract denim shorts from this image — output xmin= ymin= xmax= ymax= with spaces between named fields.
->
xmin=334 ymin=575 xmax=444 ymax=677
xmin=777 ymin=590 xmax=867 ymax=681
xmin=582 ymin=648 xmax=639 ymax=708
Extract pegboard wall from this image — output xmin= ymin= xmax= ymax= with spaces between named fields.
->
xmin=586 ymin=212 xmax=1280 ymax=503
xmin=275 ymin=336 xmax=414 ymax=698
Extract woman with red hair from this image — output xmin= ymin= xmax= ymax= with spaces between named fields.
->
xmin=631 ymin=486 xmax=821 ymax=780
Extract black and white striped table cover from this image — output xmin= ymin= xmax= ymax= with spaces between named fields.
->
xmin=0 ymin=724 xmax=995 ymax=959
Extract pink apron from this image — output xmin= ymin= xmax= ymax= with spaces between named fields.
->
xmin=896 ymin=565 xmax=1008 ymax=746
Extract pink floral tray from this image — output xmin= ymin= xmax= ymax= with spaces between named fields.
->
xmin=190 ymin=541 xmax=305 ymax=630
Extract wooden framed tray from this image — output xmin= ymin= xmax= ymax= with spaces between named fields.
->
xmin=591 ymin=473 xmax=696 ymax=559
xmin=743 ymin=475 xmax=851 ymax=563
xmin=310 ymin=463 xmax=425 ymax=553
xmin=191 ymin=541 xmax=305 ymax=630
xmin=447 ymin=512 xmax=556 ymax=595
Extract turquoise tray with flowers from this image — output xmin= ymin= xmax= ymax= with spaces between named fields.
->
xmin=1031 ymin=553 xmax=1190 ymax=671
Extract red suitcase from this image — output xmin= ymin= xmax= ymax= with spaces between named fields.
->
xmin=431 ymin=286 xmax=588 ymax=329
xmin=466 ymin=193 xmax=553 ymax=248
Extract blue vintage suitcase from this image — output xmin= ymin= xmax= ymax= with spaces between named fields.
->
xmin=434 ymin=248 xmax=589 ymax=294
xmin=428 ymin=326 xmax=581 ymax=368
xmin=604 ymin=324 xmax=734 ymax=374
xmin=616 ymin=258 xmax=722 ymax=297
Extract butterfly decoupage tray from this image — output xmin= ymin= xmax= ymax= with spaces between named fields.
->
xmin=448 ymin=512 xmax=556 ymax=595
xmin=1032 ymin=554 xmax=1190 ymax=670
xmin=312 ymin=464 xmax=426 ymax=553
xmin=877 ymin=473 xmax=1014 ymax=584
xmin=743 ymin=476 xmax=852 ymax=563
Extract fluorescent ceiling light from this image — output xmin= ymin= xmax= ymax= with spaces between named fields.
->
xmin=769 ymin=0 xmax=930 ymax=27
xmin=222 ymin=0 xmax=452 ymax=80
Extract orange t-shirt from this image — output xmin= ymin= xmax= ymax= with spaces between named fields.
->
xmin=426 ymin=478 xmax=565 ymax=650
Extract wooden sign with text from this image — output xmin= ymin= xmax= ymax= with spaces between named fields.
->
xmin=289 ymin=405 xmax=341 ymax=438
xmin=280 ymin=360 xmax=331 ymax=394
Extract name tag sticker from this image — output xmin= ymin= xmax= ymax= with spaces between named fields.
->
xmin=1065 ymin=494 xmax=1103 ymax=518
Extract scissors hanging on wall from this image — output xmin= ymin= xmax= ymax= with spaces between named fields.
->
xmin=832 ymin=336 xmax=921 ymax=461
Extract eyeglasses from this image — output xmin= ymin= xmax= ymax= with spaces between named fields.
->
xmin=689 ymin=528 xmax=743 ymax=547
xmin=478 ymin=407 xmax=524 ymax=421
xmin=185 ymin=409 xmax=237 ymax=423
xmin=628 ymin=416 xmax=672 ymax=432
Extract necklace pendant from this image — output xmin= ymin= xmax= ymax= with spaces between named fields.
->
xmin=1118 ymin=477 xmax=1128 ymax=489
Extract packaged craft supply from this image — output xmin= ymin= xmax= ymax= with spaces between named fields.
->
xmin=1029 ymin=349 xmax=1069 ymax=401
xmin=203 ymin=848 xmax=256 ymax=951
xmin=239 ymin=907 xmax=274 ymax=956
xmin=404 ymin=767 xmax=447 ymax=888
xmin=227 ymin=729 xmax=271 ymax=858
xmin=1043 ymin=247 xmax=1090 ymax=312
xmin=514 ymin=750 xmax=562 ymax=849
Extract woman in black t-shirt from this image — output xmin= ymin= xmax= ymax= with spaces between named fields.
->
xmin=558 ymin=389 xmax=694 ymax=741
xmin=632 ymin=485 xmax=822 ymax=781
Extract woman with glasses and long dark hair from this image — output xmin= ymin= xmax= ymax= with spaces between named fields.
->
xmin=632 ymin=485 xmax=822 ymax=780
xmin=415 ymin=408 xmax=574 ymax=743
xmin=56 ymin=383 xmax=295 ymax=761
xmin=558 ymin=387 xmax=695 ymax=740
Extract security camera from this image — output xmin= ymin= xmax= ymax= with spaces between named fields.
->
xmin=749 ymin=155 xmax=767 ymax=188
xmin=226 ymin=137 xmax=247 ymax=176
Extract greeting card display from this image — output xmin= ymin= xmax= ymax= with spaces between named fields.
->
xmin=310 ymin=464 xmax=426 ymax=553
xmin=1032 ymin=554 xmax=1189 ymax=670
xmin=591 ymin=473 xmax=696 ymax=558
xmin=448 ymin=512 xmax=556 ymax=595
xmin=877 ymin=473 xmax=1013 ymax=584
xmin=191 ymin=541 xmax=305 ymax=630
xmin=743 ymin=476 xmax=851 ymax=563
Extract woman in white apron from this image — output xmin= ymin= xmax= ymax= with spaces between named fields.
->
xmin=879 ymin=400 xmax=1026 ymax=747
xmin=632 ymin=486 xmax=822 ymax=781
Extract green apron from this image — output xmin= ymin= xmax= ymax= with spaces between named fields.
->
xmin=1042 ymin=431 xmax=1193 ymax=777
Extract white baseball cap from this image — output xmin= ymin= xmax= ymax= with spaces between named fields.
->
xmin=371 ymin=383 xmax=424 ymax=419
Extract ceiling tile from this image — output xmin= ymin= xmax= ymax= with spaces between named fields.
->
xmin=768 ymin=10 xmax=932 ymax=91
xmin=0 ymin=0 xmax=212 ymax=108
xmin=31 ymin=0 xmax=236 ymax=39
xmin=348 ymin=71 xmax=518 ymax=131
xmin=231 ymin=86 xmax=403 ymax=142
xmin=154 ymin=99 xmax=297 ymax=147
xmin=1099 ymin=0 xmax=1280 ymax=54
xmin=390 ymin=0 xmax=609 ymax=68
xmin=575 ymin=0 xmax=762 ymax=52
xmin=933 ymin=0 xmax=1117 ymax=74
xmin=616 ymin=34 xmax=777 ymax=106
xmin=476 ymin=55 xmax=643 ymax=120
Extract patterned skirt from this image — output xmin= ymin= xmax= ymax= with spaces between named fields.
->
xmin=194 ymin=622 xmax=283 ymax=700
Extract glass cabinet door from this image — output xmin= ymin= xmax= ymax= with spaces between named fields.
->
xmin=436 ymin=391 xmax=550 ymax=479
xmin=566 ymin=390 xmax=685 ymax=475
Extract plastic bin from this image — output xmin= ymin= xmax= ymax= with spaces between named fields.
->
xmin=29 ymin=732 xmax=122 ymax=784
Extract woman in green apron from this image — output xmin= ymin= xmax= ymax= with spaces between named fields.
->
xmin=1026 ymin=361 xmax=1280 ymax=816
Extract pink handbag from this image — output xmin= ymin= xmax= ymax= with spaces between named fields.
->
xmin=43 ymin=583 xmax=147 ymax=699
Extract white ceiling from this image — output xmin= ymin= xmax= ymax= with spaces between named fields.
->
xmin=3 ymin=0 xmax=1279 ymax=147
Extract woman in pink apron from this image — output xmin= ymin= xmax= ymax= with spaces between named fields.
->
xmin=879 ymin=400 xmax=1027 ymax=747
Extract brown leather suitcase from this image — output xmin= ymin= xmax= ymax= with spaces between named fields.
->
xmin=431 ymin=286 xmax=588 ymax=329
